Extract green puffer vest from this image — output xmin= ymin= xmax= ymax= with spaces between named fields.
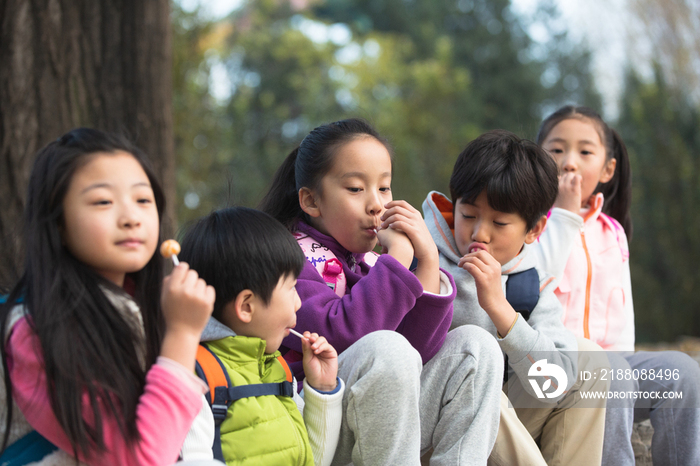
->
xmin=206 ymin=335 xmax=313 ymax=466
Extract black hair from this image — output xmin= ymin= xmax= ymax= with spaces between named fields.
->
xmin=449 ymin=129 xmax=558 ymax=231
xmin=179 ymin=207 xmax=306 ymax=321
xmin=258 ymin=118 xmax=392 ymax=230
xmin=536 ymin=105 xmax=633 ymax=238
xmin=0 ymin=128 xmax=165 ymax=457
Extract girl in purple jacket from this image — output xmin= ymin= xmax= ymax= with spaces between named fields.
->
xmin=260 ymin=118 xmax=503 ymax=465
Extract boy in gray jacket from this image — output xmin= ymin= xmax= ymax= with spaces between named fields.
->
xmin=422 ymin=130 xmax=610 ymax=466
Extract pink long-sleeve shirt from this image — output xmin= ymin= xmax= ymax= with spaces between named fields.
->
xmin=6 ymin=316 xmax=205 ymax=465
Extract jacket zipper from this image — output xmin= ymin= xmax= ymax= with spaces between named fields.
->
xmin=580 ymin=226 xmax=592 ymax=339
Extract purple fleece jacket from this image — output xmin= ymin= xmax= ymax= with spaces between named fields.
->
xmin=281 ymin=222 xmax=456 ymax=380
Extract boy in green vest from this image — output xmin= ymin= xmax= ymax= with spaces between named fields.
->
xmin=179 ymin=207 xmax=343 ymax=466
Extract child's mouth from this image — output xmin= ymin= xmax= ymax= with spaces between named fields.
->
xmin=468 ymin=243 xmax=487 ymax=254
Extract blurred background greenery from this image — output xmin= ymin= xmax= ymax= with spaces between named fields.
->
xmin=171 ymin=0 xmax=699 ymax=343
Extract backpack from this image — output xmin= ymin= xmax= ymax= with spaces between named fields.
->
xmin=194 ymin=344 xmax=295 ymax=462
xmin=0 ymin=296 xmax=60 ymax=466
xmin=293 ymin=232 xmax=378 ymax=297
xmin=0 ymin=431 xmax=58 ymax=466
xmin=505 ymin=268 xmax=539 ymax=322
xmin=503 ymin=268 xmax=540 ymax=382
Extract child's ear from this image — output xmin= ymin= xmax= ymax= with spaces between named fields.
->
xmin=524 ymin=215 xmax=548 ymax=244
xmin=231 ymin=289 xmax=256 ymax=324
xmin=599 ymin=157 xmax=617 ymax=184
xmin=299 ymin=187 xmax=321 ymax=218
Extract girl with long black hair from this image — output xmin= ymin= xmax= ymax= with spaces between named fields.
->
xmin=0 ymin=128 xmax=215 ymax=464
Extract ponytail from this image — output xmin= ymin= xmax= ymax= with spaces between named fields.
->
xmin=600 ymin=129 xmax=633 ymax=238
xmin=258 ymin=148 xmax=306 ymax=230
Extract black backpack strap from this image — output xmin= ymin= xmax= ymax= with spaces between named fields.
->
xmin=503 ymin=268 xmax=541 ymax=383
xmin=505 ymin=268 xmax=540 ymax=321
xmin=227 ymin=380 xmax=295 ymax=401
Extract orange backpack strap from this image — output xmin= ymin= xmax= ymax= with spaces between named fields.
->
xmin=194 ymin=344 xmax=231 ymax=462
xmin=277 ymin=355 xmax=294 ymax=382
xmin=196 ymin=344 xmax=229 ymax=403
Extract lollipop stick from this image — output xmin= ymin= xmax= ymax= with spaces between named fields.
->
xmin=171 ymin=255 xmax=180 ymax=266
xmin=289 ymin=329 xmax=305 ymax=339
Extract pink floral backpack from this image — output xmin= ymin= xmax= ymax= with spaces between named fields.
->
xmin=293 ymin=232 xmax=379 ymax=297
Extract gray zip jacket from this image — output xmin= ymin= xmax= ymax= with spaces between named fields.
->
xmin=422 ymin=191 xmax=577 ymax=399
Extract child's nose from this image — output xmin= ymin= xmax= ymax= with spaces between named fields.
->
xmin=118 ymin=202 xmax=141 ymax=228
xmin=471 ymin=221 xmax=489 ymax=243
xmin=367 ymin=191 xmax=383 ymax=216
xmin=561 ymin=152 xmax=577 ymax=172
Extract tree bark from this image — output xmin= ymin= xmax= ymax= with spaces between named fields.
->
xmin=0 ymin=0 xmax=175 ymax=288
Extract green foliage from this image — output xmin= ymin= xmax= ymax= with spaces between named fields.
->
xmin=172 ymin=0 xmax=600 ymax=219
xmin=617 ymin=66 xmax=700 ymax=342
xmin=172 ymin=4 xmax=231 ymax=226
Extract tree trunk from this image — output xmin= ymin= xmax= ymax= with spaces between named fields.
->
xmin=0 ymin=0 xmax=175 ymax=288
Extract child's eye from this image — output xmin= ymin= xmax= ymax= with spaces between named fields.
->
xmin=461 ymin=214 xmax=475 ymax=219
xmin=137 ymin=198 xmax=153 ymax=204
xmin=494 ymin=221 xmax=508 ymax=227
xmin=347 ymin=187 xmax=362 ymax=193
xmin=379 ymin=187 xmax=391 ymax=193
xmin=92 ymin=199 xmax=112 ymax=206
xmin=581 ymin=150 xmax=592 ymax=155
xmin=547 ymin=148 xmax=563 ymax=154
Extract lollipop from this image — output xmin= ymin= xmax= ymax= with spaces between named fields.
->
xmin=160 ymin=240 xmax=181 ymax=266
xmin=288 ymin=329 xmax=305 ymax=339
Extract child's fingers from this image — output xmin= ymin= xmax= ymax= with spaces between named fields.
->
xmin=459 ymin=252 xmax=499 ymax=276
xmin=572 ymin=174 xmax=582 ymax=192
xmin=167 ymin=262 xmax=190 ymax=284
xmin=305 ymin=332 xmax=320 ymax=347
xmin=301 ymin=332 xmax=323 ymax=355
xmin=460 ymin=260 xmax=483 ymax=280
xmin=458 ymin=251 xmax=486 ymax=267
xmin=560 ymin=173 xmax=582 ymax=192
xmin=382 ymin=213 xmax=427 ymax=239
xmin=381 ymin=204 xmax=420 ymax=223
xmin=381 ymin=211 xmax=420 ymax=228
xmin=312 ymin=337 xmax=336 ymax=356
xmin=301 ymin=332 xmax=331 ymax=353
xmin=194 ymin=278 xmax=215 ymax=308
xmin=384 ymin=219 xmax=412 ymax=233
xmin=182 ymin=268 xmax=200 ymax=292
xmin=383 ymin=199 xmax=415 ymax=212
xmin=381 ymin=202 xmax=416 ymax=216
xmin=193 ymin=275 xmax=206 ymax=294
xmin=310 ymin=334 xmax=325 ymax=350
xmin=205 ymin=284 xmax=216 ymax=305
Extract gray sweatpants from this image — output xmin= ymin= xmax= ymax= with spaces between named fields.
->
xmin=603 ymin=351 xmax=700 ymax=466
xmin=331 ymin=326 xmax=503 ymax=466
